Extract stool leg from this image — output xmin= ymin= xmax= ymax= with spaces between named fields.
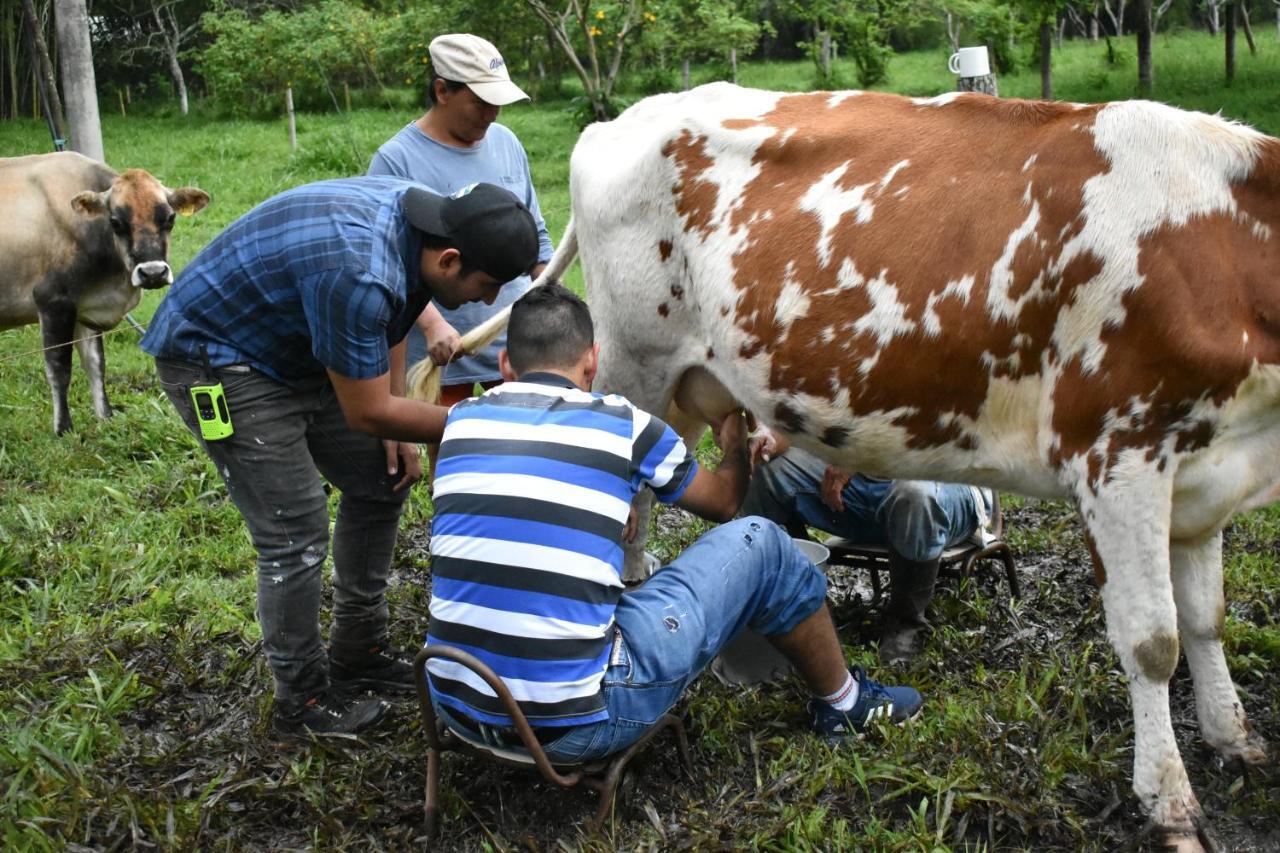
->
xmin=425 ymin=745 xmax=441 ymax=839
xmin=1000 ymin=547 xmax=1020 ymax=598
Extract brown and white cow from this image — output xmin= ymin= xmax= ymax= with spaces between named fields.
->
xmin=0 ymin=151 xmax=209 ymax=434
xmin=420 ymin=83 xmax=1279 ymax=848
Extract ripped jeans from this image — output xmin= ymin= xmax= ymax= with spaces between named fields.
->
xmin=156 ymin=359 xmax=409 ymax=700
xmin=433 ymin=517 xmax=827 ymax=763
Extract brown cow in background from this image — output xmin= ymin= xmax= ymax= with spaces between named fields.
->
xmin=0 ymin=151 xmax=208 ymax=434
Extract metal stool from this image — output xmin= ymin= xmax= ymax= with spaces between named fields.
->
xmin=820 ymin=492 xmax=1020 ymax=606
xmin=414 ymin=645 xmax=693 ymax=837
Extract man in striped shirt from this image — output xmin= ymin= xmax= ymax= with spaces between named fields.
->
xmin=426 ymin=284 xmax=923 ymax=758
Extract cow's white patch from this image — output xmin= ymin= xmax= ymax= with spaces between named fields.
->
xmin=854 ymin=268 xmax=916 ymax=347
xmin=799 ymin=162 xmax=875 ymax=268
xmin=912 ymin=91 xmax=963 ymax=107
xmin=826 ymin=91 xmax=863 ymax=108
xmin=774 ymin=274 xmax=811 ymax=332
xmin=1022 ymin=154 xmax=1039 ymax=172
xmin=922 ymin=274 xmax=975 ymax=337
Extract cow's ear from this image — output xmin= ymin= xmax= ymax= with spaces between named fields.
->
xmin=167 ymin=187 xmax=210 ymax=217
xmin=71 ymin=190 xmax=109 ymax=217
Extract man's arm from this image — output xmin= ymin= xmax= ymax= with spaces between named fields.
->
xmin=327 ymin=368 xmax=450 ymax=444
xmin=673 ymin=411 xmax=751 ymax=523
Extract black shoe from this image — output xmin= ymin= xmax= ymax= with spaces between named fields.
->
xmin=273 ymin=690 xmax=389 ymax=736
xmin=330 ymin=643 xmax=416 ymax=695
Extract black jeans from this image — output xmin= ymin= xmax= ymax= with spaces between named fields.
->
xmin=156 ymin=359 xmax=409 ymax=700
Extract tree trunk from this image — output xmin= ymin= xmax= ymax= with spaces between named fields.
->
xmin=165 ymin=44 xmax=187 ymax=115
xmin=1136 ymin=0 xmax=1154 ymax=95
xmin=729 ymin=46 xmax=737 ymax=83
xmin=1225 ymin=1 xmax=1237 ymax=82
xmin=21 ymin=0 xmax=63 ymax=138
xmin=820 ymin=29 xmax=831 ymax=78
xmin=1240 ymin=3 xmax=1257 ymax=54
xmin=681 ymin=57 xmax=690 ymax=90
xmin=1056 ymin=14 xmax=1066 ymax=48
xmin=1091 ymin=14 xmax=1099 ymax=41
xmin=1040 ymin=21 xmax=1053 ymax=99
xmin=54 ymin=0 xmax=102 ymax=161
xmin=945 ymin=10 xmax=960 ymax=53
xmin=1207 ymin=0 xmax=1220 ymax=35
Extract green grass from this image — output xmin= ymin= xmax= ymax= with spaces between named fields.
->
xmin=1 ymin=28 xmax=1279 ymax=850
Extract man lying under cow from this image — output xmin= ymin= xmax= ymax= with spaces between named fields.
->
xmin=141 ymin=179 xmax=539 ymax=736
xmin=742 ymin=437 xmax=995 ymax=665
xmin=423 ymin=283 xmax=923 ymax=758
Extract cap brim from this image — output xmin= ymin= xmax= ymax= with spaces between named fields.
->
xmin=468 ymin=79 xmax=530 ymax=106
xmin=402 ymin=187 xmax=449 ymax=237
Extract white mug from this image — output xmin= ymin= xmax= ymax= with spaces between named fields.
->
xmin=949 ymin=46 xmax=991 ymax=77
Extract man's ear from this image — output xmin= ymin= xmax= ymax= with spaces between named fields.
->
xmin=498 ymin=349 xmax=519 ymax=382
xmin=435 ymin=247 xmax=462 ymax=273
xmin=581 ymin=342 xmax=600 ymax=389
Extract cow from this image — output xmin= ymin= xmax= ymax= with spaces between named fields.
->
xmin=413 ymin=83 xmax=1279 ymax=848
xmin=0 ymin=151 xmax=209 ymax=435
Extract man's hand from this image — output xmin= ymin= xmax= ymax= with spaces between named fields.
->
xmin=714 ymin=409 xmax=749 ymax=461
xmin=424 ymin=319 xmax=462 ymax=366
xmin=748 ymin=425 xmax=789 ymax=471
xmin=820 ymin=464 xmax=852 ymax=513
xmin=384 ymin=439 xmax=423 ymax=492
xmin=416 ymin=303 xmax=463 ymax=366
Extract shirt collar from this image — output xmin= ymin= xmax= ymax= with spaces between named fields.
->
xmin=516 ymin=371 xmax=579 ymax=390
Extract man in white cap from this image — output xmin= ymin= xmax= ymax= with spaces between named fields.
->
xmin=369 ymin=33 xmax=554 ymax=478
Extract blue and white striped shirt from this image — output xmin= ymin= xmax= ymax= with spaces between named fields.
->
xmin=142 ymin=177 xmax=428 ymax=384
xmin=426 ymin=373 xmax=698 ymax=727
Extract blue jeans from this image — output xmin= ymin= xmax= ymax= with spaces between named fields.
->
xmin=434 ymin=517 xmax=827 ymax=762
xmin=156 ymin=359 xmax=409 ymax=700
xmin=741 ymin=448 xmax=984 ymax=562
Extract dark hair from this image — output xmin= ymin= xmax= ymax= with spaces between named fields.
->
xmin=427 ymin=75 xmax=468 ymax=106
xmin=507 ymin=283 xmax=594 ymax=375
xmin=419 ymin=232 xmax=478 ymax=280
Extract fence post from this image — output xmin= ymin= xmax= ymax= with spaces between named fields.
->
xmin=285 ymin=85 xmax=297 ymax=151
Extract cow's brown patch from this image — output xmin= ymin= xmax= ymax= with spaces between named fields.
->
xmin=1084 ymin=529 xmax=1106 ymax=586
xmin=1135 ymin=632 xmax=1180 ymax=682
xmin=659 ymin=240 xmax=674 ymax=261
xmin=663 ymin=131 xmax=718 ymax=238
xmin=657 ymin=303 xmax=669 ymax=318
xmin=671 ymin=283 xmax=684 ymax=300
xmin=706 ymin=347 xmax=715 ymax=359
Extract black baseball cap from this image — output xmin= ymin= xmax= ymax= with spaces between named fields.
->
xmin=402 ymin=183 xmax=539 ymax=283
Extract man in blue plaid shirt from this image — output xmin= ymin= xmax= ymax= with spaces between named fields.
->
xmin=143 ymin=178 xmax=538 ymax=736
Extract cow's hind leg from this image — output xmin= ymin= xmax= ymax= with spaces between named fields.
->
xmin=1079 ymin=475 xmax=1203 ymax=848
xmin=1171 ymin=532 xmax=1269 ymax=764
xmin=36 ymin=297 xmax=79 ymax=435
xmin=74 ymin=325 xmax=113 ymax=420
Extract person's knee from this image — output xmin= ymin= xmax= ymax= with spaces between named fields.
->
xmin=881 ymin=481 xmax=946 ymax=561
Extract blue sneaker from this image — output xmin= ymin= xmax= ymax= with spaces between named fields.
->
xmin=808 ymin=667 xmax=923 ymax=743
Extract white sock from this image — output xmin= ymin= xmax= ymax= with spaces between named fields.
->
xmin=818 ymin=671 xmax=859 ymax=712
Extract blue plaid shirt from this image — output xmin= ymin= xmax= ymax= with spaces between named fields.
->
xmin=142 ymin=177 xmax=429 ymax=384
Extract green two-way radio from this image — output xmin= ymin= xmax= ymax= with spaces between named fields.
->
xmin=190 ymin=345 xmax=234 ymax=441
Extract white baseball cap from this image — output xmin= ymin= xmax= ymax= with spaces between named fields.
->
xmin=429 ymin=34 xmax=529 ymax=106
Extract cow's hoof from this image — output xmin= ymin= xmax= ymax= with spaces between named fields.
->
xmin=1217 ymin=731 xmax=1271 ymax=767
xmin=1141 ymin=817 xmax=1219 ymax=853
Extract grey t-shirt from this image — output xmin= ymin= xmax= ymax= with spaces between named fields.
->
xmin=368 ymin=121 xmax=554 ymax=383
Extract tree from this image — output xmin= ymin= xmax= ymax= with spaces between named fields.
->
xmin=655 ymin=0 xmax=762 ymax=88
xmin=102 ymin=0 xmax=201 ymax=114
xmin=1135 ymin=0 xmax=1153 ymax=94
xmin=521 ymin=0 xmax=651 ymax=123
xmin=20 ymin=0 xmax=63 ymax=133
xmin=54 ymin=0 xmax=102 ymax=160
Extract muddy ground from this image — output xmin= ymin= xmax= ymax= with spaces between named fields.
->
xmin=82 ymin=499 xmax=1279 ymax=852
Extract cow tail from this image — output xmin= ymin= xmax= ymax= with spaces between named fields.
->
xmin=408 ymin=217 xmax=581 ymax=404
